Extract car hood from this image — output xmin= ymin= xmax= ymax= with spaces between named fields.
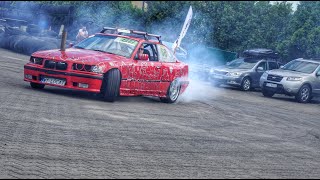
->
xmin=213 ymin=66 xmax=250 ymax=73
xmin=267 ymin=69 xmax=310 ymax=77
xmin=31 ymin=48 xmax=129 ymax=64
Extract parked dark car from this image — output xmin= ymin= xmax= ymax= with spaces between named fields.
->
xmin=208 ymin=48 xmax=282 ymax=91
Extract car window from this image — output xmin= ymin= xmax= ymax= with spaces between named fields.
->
xmin=316 ymin=68 xmax=320 ymax=76
xmin=257 ymin=61 xmax=267 ymax=70
xmin=145 ymin=44 xmax=158 ymax=61
xmin=158 ymin=44 xmax=176 ymax=63
xmin=226 ymin=58 xmax=260 ymax=69
xmin=268 ymin=61 xmax=278 ymax=70
xmin=134 ymin=43 xmax=159 ymax=61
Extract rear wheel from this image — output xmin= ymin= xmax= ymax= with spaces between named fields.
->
xmin=295 ymin=84 xmax=311 ymax=103
xmin=30 ymin=82 xmax=45 ymax=89
xmin=240 ymin=77 xmax=251 ymax=91
xmin=101 ymin=69 xmax=121 ymax=102
xmin=160 ymin=79 xmax=181 ymax=103
xmin=262 ymin=88 xmax=275 ymax=97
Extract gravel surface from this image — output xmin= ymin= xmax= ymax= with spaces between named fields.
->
xmin=0 ymin=48 xmax=320 ymax=178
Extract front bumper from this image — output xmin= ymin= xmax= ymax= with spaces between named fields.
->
xmin=24 ymin=65 xmax=103 ymax=93
xmin=260 ymin=78 xmax=302 ymax=96
xmin=208 ymin=74 xmax=243 ymax=86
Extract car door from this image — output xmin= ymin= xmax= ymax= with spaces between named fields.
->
xmin=133 ymin=42 xmax=162 ymax=95
xmin=157 ymin=44 xmax=183 ymax=95
xmin=252 ymin=60 xmax=267 ymax=86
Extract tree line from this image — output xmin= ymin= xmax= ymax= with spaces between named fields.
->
xmin=24 ymin=1 xmax=320 ymax=62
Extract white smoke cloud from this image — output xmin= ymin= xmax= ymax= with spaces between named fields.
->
xmin=178 ymin=79 xmax=221 ymax=103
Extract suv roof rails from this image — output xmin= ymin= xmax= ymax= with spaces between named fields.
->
xmin=100 ymin=27 xmax=162 ymax=43
xmin=310 ymin=57 xmax=320 ymax=61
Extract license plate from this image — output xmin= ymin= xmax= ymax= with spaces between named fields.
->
xmin=40 ymin=77 xmax=66 ymax=86
xmin=266 ymin=83 xmax=277 ymax=88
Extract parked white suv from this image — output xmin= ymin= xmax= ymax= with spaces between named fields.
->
xmin=260 ymin=58 xmax=320 ymax=103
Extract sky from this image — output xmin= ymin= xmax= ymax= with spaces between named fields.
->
xmin=270 ymin=1 xmax=300 ymax=11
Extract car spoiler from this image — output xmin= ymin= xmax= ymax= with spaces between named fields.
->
xmin=100 ymin=27 xmax=162 ymax=43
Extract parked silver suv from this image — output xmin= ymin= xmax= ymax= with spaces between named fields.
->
xmin=260 ymin=58 xmax=320 ymax=103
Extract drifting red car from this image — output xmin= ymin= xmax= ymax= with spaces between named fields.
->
xmin=24 ymin=27 xmax=189 ymax=103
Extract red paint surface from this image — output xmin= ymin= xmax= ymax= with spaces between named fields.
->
xmin=24 ymin=34 xmax=189 ymax=98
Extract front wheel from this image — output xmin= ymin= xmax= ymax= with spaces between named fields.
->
xmin=295 ymin=84 xmax=311 ymax=103
xmin=262 ymin=88 xmax=275 ymax=97
xmin=101 ymin=69 xmax=121 ymax=102
xmin=160 ymin=79 xmax=181 ymax=103
xmin=30 ymin=82 xmax=45 ymax=89
xmin=240 ymin=77 xmax=251 ymax=91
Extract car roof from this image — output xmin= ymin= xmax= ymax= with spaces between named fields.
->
xmin=99 ymin=27 xmax=162 ymax=44
xmin=94 ymin=33 xmax=160 ymax=44
xmin=295 ymin=58 xmax=320 ymax=64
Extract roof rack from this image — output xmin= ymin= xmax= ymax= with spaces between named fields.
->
xmin=310 ymin=57 xmax=320 ymax=61
xmin=242 ymin=48 xmax=280 ymax=59
xmin=100 ymin=27 xmax=162 ymax=43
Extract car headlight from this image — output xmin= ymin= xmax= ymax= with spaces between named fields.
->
xmin=91 ymin=65 xmax=105 ymax=74
xmin=30 ymin=56 xmax=43 ymax=65
xmin=227 ymin=72 xmax=242 ymax=77
xmin=286 ymin=77 xmax=302 ymax=81
xmin=261 ymin=72 xmax=268 ymax=79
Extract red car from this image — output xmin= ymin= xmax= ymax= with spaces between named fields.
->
xmin=24 ymin=27 xmax=189 ymax=103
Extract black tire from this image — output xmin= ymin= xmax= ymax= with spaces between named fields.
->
xmin=160 ymin=79 xmax=181 ymax=103
xmin=295 ymin=84 xmax=312 ymax=103
xmin=101 ymin=69 xmax=121 ymax=102
xmin=30 ymin=82 xmax=45 ymax=89
xmin=240 ymin=77 xmax=251 ymax=91
xmin=262 ymin=88 xmax=275 ymax=97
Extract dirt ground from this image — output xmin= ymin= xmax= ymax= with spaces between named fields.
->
xmin=0 ymin=48 xmax=319 ymax=178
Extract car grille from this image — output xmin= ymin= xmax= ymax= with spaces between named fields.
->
xmin=267 ymin=74 xmax=283 ymax=82
xmin=214 ymin=70 xmax=228 ymax=75
xmin=44 ymin=60 xmax=68 ymax=70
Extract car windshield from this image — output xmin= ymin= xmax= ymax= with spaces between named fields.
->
xmin=226 ymin=58 xmax=260 ymax=69
xmin=74 ymin=35 xmax=138 ymax=58
xmin=281 ymin=60 xmax=319 ymax=74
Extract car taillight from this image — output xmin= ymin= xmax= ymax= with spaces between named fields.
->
xmin=30 ymin=56 xmax=44 ymax=65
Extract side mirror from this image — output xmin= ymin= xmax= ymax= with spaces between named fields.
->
xmin=280 ymin=65 xmax=284 ymax=69
xmin=257 ymin=66 xmax=264 ymax=71
xmin=69 ymin=43 xmax=74 ymax=48
xmin=138 ymin=54 xmax=149 ymax=61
